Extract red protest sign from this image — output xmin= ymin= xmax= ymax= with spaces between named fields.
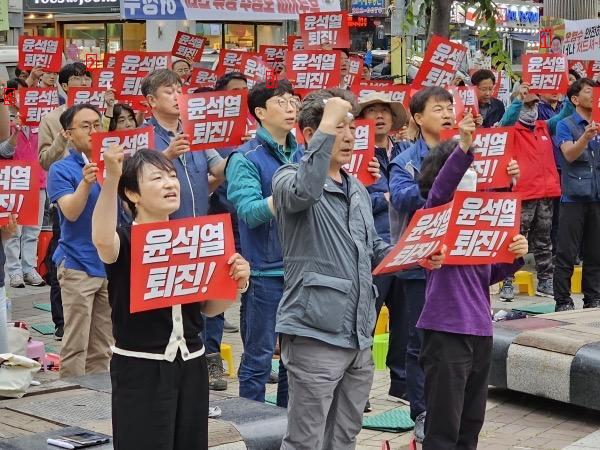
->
xmin=18 ymin=36 xmax=63 ymax=72
xmin=90 ymin=68 xmax=115 ymax=89
xmin=287 ymin=35 xmax=304 ymax=51
xmin=373 ymin=202 xmax=452 ymax=275
xmin=569 ymin=60 xmax=589 ymax=79
xmin=189 ymin=68 xmax=218 ymax=91
xmin=172 ymin=31 xmax=206 ymax=63
xmin=592 ymin=88 xmax=600 ymax=124
xmin=344 ymin=56 xmax=363 ymax=90
xmin=522 ymin=54 xmax=568 ymax=94
xmin=360 ymin=80 xmax=393 ymax=87
xmin=356 ymin=84 xmax=411 ymax=109
xmin=103 ymin=53 xmax=117 ymax=69
xmin=343 ymin=120 xmax=376 ymax=186
xmin=130 ymin=215 xmax=237 ymax=313
xmin=19 ymin=88 xmax=59 ymax=127
xmin=67 ymin=87 xmax=107 ymax=113
xmin=286 ymin=50 xmax=341 ymax=95
xmin=259 ymin=45 xmax=287 ymax=73
xmin=216 ymin=49 xmax=248 ymax=77
xmin=0 ymin=161 xmax=40 ymax=226
xmin=112 ymin=52 xmax=171 ymax=109
xmin=91 ymin=128 xmax=155 ymax=183
xmin=242 ymin=55 xmax=267 ymax=89
xmin=413 ymin=35 xmax=467 ymax=89
xmin=444 ymin=191 xmax=521 ymax=265
xmin=300 ymin=12 xmax=350 ymax=49
xmin=589 ymin=61 xmax=600 ymax=82
xmin=178 ymin=90 xmax=248 ymax=151
xmin=449 ymin=86 xmax=479 ymax=123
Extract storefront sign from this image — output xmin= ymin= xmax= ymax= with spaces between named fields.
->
xmin=120 ymin=0 xmax=340 ymax=21
xmin=0 ymin=1 xmax=9 ymax=32
xmin=348 ymin=16 xmax=368 ymax=28
xmin=350 ymin=0 xmax=384 ymax=17
xmin=505 ymin=6 xmax=539 ymax=28
xmin=25 ymin=0 xmax=119 ymax=14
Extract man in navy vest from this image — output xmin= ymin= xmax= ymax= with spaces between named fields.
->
xmin=553 ymin=78 xmax=600 ymax=311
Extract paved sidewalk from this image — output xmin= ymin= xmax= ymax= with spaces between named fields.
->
xmin=3 ymin=276 xmax=600 ymax=449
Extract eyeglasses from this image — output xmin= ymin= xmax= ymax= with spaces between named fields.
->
xmin=69 ymin=123 xmax=102 ymax=134
xmin=271 ymin=97 xmax=301 ymax=110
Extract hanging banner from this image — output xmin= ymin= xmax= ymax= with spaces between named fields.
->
xmin=412 ymin=35 xmax=467 ymax=89
xmin=540 ymin=17 xmax=600 ymax=61
xmin=0 ymin=162 xmax=40 ymax=226
xmin=343 ymin=120 xmax=376 ymax=186
xmin=130 ymin=215 xmax=237 ymax=313
xmin=522 ymin=53 xmax=569 ymax=94
xmin=177 ymin=90 xmax=248 ymax=151
xmin=300 ymin=11 xmax=350 ymax=49
xmin=120 ymin=0 xmax=340 ymax=21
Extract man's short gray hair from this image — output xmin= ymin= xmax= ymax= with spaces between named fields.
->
xmin=141 ymin=69 xmax=182 ymax=98
xmin=298 ymin=89 xmax=358 ymax=131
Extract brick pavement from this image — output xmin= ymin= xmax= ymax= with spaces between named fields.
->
xmin=4 ymin=276 xmax=600 ymax=449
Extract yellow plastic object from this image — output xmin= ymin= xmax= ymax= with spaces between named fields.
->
xmin=220 ymin=343 xmax=234 ymax=377
xmin=571 ymin=265 xmax=582 ymax=294
xmin=514 ymin=271 xmax=534 ymax=296
xmin=375 ymin=305 xmax=390 ymax=335
xmin=372 ymin=333 xmax=389 ymax=371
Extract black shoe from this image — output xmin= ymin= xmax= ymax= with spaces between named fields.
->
xmin=584 ymin=300 xmax=600 ymax=309
xmin=54 ymin=325 xmax=64 ymax=341
xmin=206 ymin=353 xmax=228 ymax=391
xmin=364 ymin=399 xmax=372 ymax=413
xmin=555 ymin=302 xmax=575 ymax=312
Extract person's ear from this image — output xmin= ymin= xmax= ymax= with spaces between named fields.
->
xmin=146 ymin=94 xmax=157 ymax=109
xmin=254 ymin=106 xmax=267 ymax=123
xmin=413 ymin=112 xmax=424 ymax=127
xmin=302 ymin=126 xmax=315 ymax=143
xmin=124 ymin=188 xmax=141 ymax=208
xmin=61 ymin=83 xmax=68 ymax=92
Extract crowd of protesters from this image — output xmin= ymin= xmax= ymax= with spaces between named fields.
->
xmin=0 ymin=35 xmax=599 ymax=450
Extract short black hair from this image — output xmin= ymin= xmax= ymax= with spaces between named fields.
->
xmin=569 ymin=69 xmax=582 ymax=81
xmin=409 ymin=86 xmax=453 ymax=117
xmin=15 ymin=67 xmax=28 ymax=77
xmin=119 ymin=149 xmax=175 ymax=219
xmin=172 ymin=59 xmax=191 ymax=70
xmin=58 ymin=63 xmax=87 ymax=86
xmin=109 ymin=103 xmax=138 ymax=132
xmin=340 ymin=49 xmax=350 ymax=57
xmin=59 ymin=103 xmax=101 ymax=130
xmin=418 ymin=139 xmax=457 ymax=200
xmin=552 ymin=35 xmax=562 ymax=43
xmin=214 ymin=71 xmax=247 ymax=91
xmin=7 ymin=78 xmax=27 ymax=90
xmin=141 ymin=69 xmax=182 ymax=97
xmin=189 ymin=86 xmax=214 ymax=94
xmin=248 ymin=79 xmax=294 ymax=124
xmin=72 ymin=61 xmax=92 ymax=78
xmin=298 ymin=88 xmax=357 ymax=131
xmin=567 ymin=78 xmax=597 ymax=102
xmin=471 ymin=69 xmax=496 ymax=86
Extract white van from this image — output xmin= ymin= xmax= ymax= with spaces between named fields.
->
xmin=0 ymin=46 xmax=19 ymax=80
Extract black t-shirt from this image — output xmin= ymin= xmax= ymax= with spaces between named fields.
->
xmin=105 ymin=226 xmax=204 ymax=354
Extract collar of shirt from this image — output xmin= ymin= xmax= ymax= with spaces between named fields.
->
xmin=68 ymin=148 xmax=86 ymax=166
xmin=572 ymin=110 xmax=589 ymax=126
xmin=148 ymin=115 xmax=183 ymax=138
xmin=256 ymin=126 xmax=298 ymax=164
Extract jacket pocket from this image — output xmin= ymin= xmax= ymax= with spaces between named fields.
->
xmin=563 ymin=170 xmax=593 ymax=199
xmin=301 ymin=272 xmax=353 ymax=333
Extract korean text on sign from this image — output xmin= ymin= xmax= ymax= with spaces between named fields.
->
xmin=287 ymin=35 xmax=304 ymax=51
xmin=286 ymin=50 xmax=341 ymax=92
xmin=189 ymin=68 xmax=218 ymax=90
xmin=592 ymin=88 xmax=600 ymax=124
xmin=343 ymin=57 xmax=363 ymax=90
xmin=0 ymin=162 xmax=40 ymax=226
xmin=18 ymin=36 xmax=63 ymax=73
xmin=522 ymin=54 xmax=569 ymax=94
xmin=216 ymin=49 xmax=247 ymax=77
xmin=67 ymin=88 xmax=107 ymax=113
xmin=444 ymin=191 xmax=521 ymax=265
xmin=471 ymin=127 xmax=514 ymax=190
xmin=242 ymin=56 xmax=267 ymax=89
xmin=449 ymin=86 xmax=479 ymax=122
xmin=259 ymin=45 xmax=287 ymax=72
xmin=90 ymin=69 xmax=115 ymax=89
xmin=172 ymin=31 xmax=206 ymax=63
xmin=300 ymin=12 xmax=350 ymax=49
xmin=178 ymin=90 xmax=249 ymax=151
xmin=91 ymin=128 xmax=155 ymax=183
xmin=373 ymin=202 xmax=453 ymax=275
xmin=130 ymin=215 xmax=237 ymax=313
xmin=412 ymin=35 xmax=467 ymax=89
xmin=342 ymin=120 xmax=375 ymax=186
xmin=19 ymin=88 xmax=60 ymax=127
xmin=356 ymin=84 xmax=410 ymax=108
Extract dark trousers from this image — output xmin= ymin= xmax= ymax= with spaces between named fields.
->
xmin=551 ymin=198 xmax=560 ymax=255
xmin=404 ymin=279 xmax=427 ymax=420
xmin=239 ymin=276 xmax=288 ymax=407
xmin=521 ymin=199 xmax=554 ymax=281
xmin=374 ymin=274 xmax=408 ymax=397
xmin=553 ymin=202 xmax=600 ymax=306
xmin=47 ymin=208 xmax=63 ymax=328
xmin=420 ymin=330 xmax=492 ymax=450
xmin=203 ymin=313 xmax=224 ymax=355
xmin=111 ymin=353 xmax=209 ymax=450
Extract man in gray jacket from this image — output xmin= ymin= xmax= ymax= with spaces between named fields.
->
xmin=272 ymin=89 xmax=444 ymax=450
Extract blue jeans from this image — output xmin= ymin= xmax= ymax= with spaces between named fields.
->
xmin=405 ymin=279 xmax=427 ymax=420
xmin=238 ymin=276 xmax=288 ymax=407
xmin=203 ymin=314 xmax=224 ymax=355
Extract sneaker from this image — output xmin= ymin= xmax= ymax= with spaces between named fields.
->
xmin=555 ymin=301 xmax=575 ymax=312
xmin=414 ymin=411 xmax=426 ymax=443
xmin=387 ymin=393 xmax=410 ymax=406
xmin=584 ymin=299 xmax=600 ymax=309
xmin=364 ymin=399 xmax=372 ymax=413
xmin=24 ymin=270 xmax=46 ymax=287
xmin=500 ymin=280 xmax=515 ymax=302
xmin=268 ymin=368 xmax=279 ymax=384
xmin=9 ymin=274 xmax=25 ymax=288
xmin=206 ymin=353 xmax=228 ymax=391
xmin=223 ymin=319 xmax=239 ymax=333
xmin=54 ymin=325 xmax=64 ymax=341
xmin=536 ymin=279 xmax=554 ymax=298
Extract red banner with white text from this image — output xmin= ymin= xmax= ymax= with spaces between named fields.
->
xmin=0 ymin=162 xmax=40 ymax=226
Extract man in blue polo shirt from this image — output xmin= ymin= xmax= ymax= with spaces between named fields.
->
xmin=553 ymin=78 xmax=600 ymax=311
xmin=47 ymin=103 xmax=113 ymax=378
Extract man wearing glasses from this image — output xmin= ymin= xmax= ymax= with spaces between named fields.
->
xmin=225 ymin=80 xmax=302 ymax=407
xmin=46 ymin=104 xmax=113 ymax=378
xmin=471 ymin=69 xmax=505 ymax=128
